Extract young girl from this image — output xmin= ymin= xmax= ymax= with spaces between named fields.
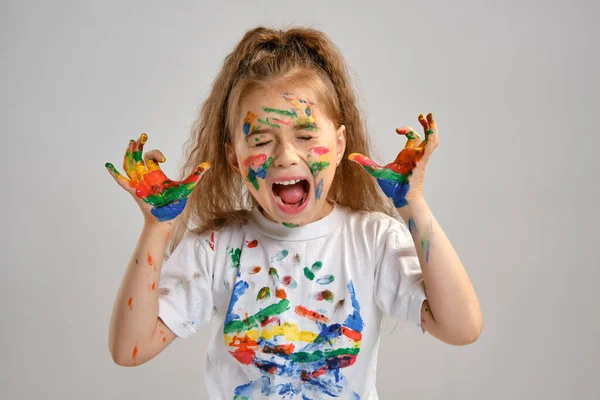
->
xmin=106 ymin=26 xmax=482 ymax=399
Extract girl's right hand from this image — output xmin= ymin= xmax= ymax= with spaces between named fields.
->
xmin=105 ymin=133 xmax=210 ymax=225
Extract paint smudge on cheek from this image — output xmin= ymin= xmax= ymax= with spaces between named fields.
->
xmin=315 ymin=178 xmax=324 ymax=200
xmin=307 ymin=147 xmax=330 ymax=176
xmin=243 ymin=154 xmax=273 ymax=190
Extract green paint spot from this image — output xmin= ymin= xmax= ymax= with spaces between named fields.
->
xmin=269 ymin=267 xmax=279 ymax=279
xmin=229 ymin=248 xmax=241 ymax=268
xmin=309 ymin=161 xmax=330 ymax=175
xmin=320 ymin=290 xmax=334 ymax=302
xmin=262 ymin=107 xmax=298 ymax=118
xmin=311 ymin=261 xmax=323 ymax=272
xmin=224 ymin=299 xmax=290 ymax=334
xmin=257 ymin=287 xmax=271 ymax=300
xmin=289 ymin=347 xmax=360 ymax=363
xmin=283 ymin=222 xmax=301 ymax=228
xmin=303 ymin=267 xmax=315 ymax=280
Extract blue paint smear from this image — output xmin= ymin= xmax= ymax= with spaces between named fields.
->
xmin=151 ymin=198 xmax=187 ymax=222
xmin=224 ymin=280 xmax=249 ymax=325
xmin=377 ymin=177 xmax=410 ymax=208
xmin=408 ymin=217 xmax=417 ymax=234
xmin=315 ymin=179 xmax=324 ymax=200
xmin=343 ymin=281 xmax=363 ymax=332
xmin=305 ymin=106 xmax=311 ymax=116
xmin=243 ymin=122 xmax=251 ymax=136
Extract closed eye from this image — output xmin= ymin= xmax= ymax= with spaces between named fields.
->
xmin=299 ymin=136 xmax=313 ymax=141
xmin=255 ymin=141 xmax=272 ymax=147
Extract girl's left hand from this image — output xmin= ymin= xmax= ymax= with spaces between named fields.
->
xmin=348 ymin=113 xmax=439 ymax=208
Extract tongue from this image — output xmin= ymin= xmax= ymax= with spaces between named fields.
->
xmin=278 ymin=182 xmax=305 ymax=204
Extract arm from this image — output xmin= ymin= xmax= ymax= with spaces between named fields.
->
xmin=398 ymin=201 xmax=483 ymax=346
xmin=108 ymin=221 xmax=177 ymax=366
xmin=349 ymin=113 xmax=482 ymax=345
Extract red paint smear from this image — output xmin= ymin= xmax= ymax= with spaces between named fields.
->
xmin=151 ymin=282 xmax=156 ymax=291
xmin=255 ymin=359 xmax=278 ymax=375
xmin=250 ymin=266 xmax=261 ymax=274
xmin=242 ymin=154 xmax=268 ymax=167
xmin=282 ymin=276 xmax=292 ymax=285
xmin=341 ymin=326 xmax=362 ymax=341
xmin=309 ymin=146 xmax=330 ymax=155
xmin=276 ymin=288 xmax=287 ymax=299
xmin=147 ymin=252 xmax=155 ymax=272
xmin=260 ymin=316 xmax=281 ymax=327
xmin=209 ymin=232 xmax=215 ymax=251
xmin=246 ymin=239 xmax=258 ymax=248
xmin=295 ymin=305 xmax=329 ymax=323
xmin=421 ymin=318 xmax=426 ymax=325
xmin=229 ymin=335 xmax=257 ymax=365
xmin=272 ymin=118 xmax=290 ymax=125
xmin=162 ymin=337 xmax=167 ymax=343
xmin=132 ymin=344 xmax=138 ymax=365
xmin=128 ymin=297 xmax=133 ymax=311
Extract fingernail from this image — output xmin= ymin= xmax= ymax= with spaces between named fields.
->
xmin=141 ymin=133 xmax=148 ymax=144
xmin=161 ymin=157 xmax=166 ymax=162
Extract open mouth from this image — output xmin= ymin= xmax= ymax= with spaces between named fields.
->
xmin=271 ymin=179 xmax=310 ymax=214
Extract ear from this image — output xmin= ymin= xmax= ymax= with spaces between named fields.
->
xmin=225 ymin=142 xmax=242 ymax=176
xmin=335 ymin=125 xmax=347 ymax=166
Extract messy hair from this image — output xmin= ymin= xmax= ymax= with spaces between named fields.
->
xmin=169 ymin=26 xmax=393 ymax=253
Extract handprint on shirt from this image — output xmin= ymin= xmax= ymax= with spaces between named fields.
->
xmin=223 ymin=244 xmax=363 ymax=399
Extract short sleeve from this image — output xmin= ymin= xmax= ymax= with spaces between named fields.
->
xmin=158 ymin=230 xmax=215 ymax=338
xmin=374 ymin=226 xmax=427 ymax=328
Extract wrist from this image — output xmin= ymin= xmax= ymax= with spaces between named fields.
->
xmin=396 ymin=197 xmax=430 ymax=222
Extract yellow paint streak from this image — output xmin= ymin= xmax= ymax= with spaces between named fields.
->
xmin=223 ymin=322 xmax=318 ymax=344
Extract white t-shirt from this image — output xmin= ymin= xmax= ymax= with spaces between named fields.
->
xmin=158 ymin=204 xmax=427 ymax=400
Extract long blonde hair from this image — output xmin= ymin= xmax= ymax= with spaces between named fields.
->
xmin=169 ymin=26 xmax=393 ymax=253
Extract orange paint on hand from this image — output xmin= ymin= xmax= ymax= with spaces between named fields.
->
xmin=128 ymin=297 xmax=133 ymax=311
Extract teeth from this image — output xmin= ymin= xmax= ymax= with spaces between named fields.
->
xmin=277 ymin=179 xmax=302 ymax=185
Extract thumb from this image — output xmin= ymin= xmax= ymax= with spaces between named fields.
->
xmin=348 ymin=153 xmax=384 ymax=177
xmin=181 ymin=162 xmax=211 ymax=185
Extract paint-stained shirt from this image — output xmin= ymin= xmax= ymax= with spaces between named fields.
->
xmin=158 ymin=205 xmax=427 ymax=400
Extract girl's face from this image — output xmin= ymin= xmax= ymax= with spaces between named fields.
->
xmin=227 ymin=87 xmax=346 ymax=227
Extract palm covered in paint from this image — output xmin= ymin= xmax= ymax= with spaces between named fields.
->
xmin=105 ymin=133 xmax=210 ymax=222
xmin=349 ymin=113 xmax=439 ymax=208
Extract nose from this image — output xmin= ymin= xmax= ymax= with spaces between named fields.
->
xmin=273 ymin=142 xmax=300 ymax=168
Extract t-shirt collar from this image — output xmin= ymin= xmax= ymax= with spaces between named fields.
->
xmin=248 ymin=204 xmax=347 ymax=241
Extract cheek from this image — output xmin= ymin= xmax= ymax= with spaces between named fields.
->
xmin=240 ymin=153 xmax=273 ymax=192
xmin=307 ymin=146 xmax=333 ymax=176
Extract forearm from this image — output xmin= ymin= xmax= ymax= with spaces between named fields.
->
xmin=397 ymin=199 xmax=482 ymax=342
xmin=108 ymin=221 xmax=173 ymax=361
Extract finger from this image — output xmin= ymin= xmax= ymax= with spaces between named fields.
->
xmin=396 ymin=127 xmax=421 ymax=149
xmin=418 ymin=113 xmax=438 ymax=152
xmin=122 ymin=139 xmax=138 ymax=180
xmin=418 ymin=113 xmax=430 ymax=134
xmin=144 ymin=149 xmax=166 ymax=172
xmin=180 ymin=162 xmax=211 ymax=185
xmin=348 ymin=153 xmax=386 ymax=178
xmin=133 ymin=133 xmax=149 ymax=177
xmin=105 ymin=162 xmax=134 ymax=193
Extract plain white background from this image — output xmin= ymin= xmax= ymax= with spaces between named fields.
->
xmin=2 ymin=0 xmax=598 ymax=399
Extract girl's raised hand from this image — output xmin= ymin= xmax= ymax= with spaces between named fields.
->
xmin=348 ymin=113 xmax=439 ymax=208
xmin=105 ymin=133 xmax=210 ymax=224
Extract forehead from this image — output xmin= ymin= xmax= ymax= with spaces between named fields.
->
xmin=239 ymin=86 xmax=320 ymax=117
